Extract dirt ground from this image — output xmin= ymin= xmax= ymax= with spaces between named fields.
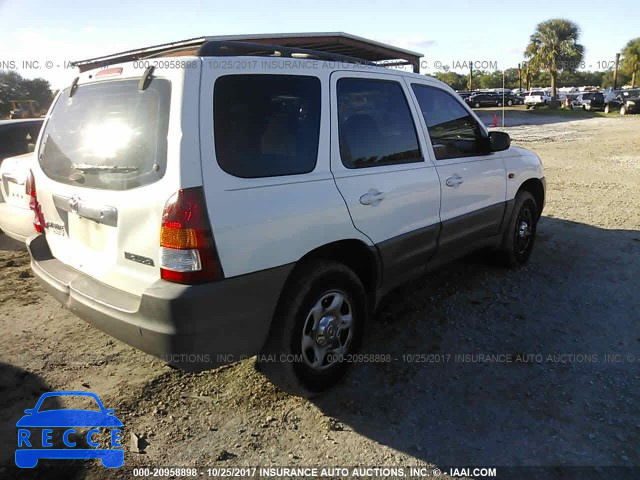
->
xmin=1 ymin=114 xmax=639 ymax=480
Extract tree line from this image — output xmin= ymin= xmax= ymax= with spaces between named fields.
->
xmin=0 ymin=70 xmax=54 ymax=118
xmin=433 ymin=21 xmax=639 ymax=103
xmin=432 ymin=68 xmax=630 ymax=92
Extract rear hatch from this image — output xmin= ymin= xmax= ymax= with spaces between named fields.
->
xmin=526 ymin=91 xmax=545 ymax=103
xmin=0 ymin=153 xmax=33 ymax=210
xmin=33 ymin=64 xmax=199 ymax=296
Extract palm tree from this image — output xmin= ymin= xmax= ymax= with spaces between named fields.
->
xmin=524 ymin=19 xmax=584 ymax=105
xmin=621 ymin=38 xmax=640 ymax=87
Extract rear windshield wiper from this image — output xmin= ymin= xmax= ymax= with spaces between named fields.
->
xmin=73 ymin=163 xmax=139 ymax=173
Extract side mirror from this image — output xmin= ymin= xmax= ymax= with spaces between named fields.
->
xmin=489 ymin=131 xmax=511 ymax=152
xmin=24 ymin=409 xmax=34 ymax=414
xmin=27 ymin=143 xmax=35 ymax=153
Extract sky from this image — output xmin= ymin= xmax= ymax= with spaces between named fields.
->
xmin=1 ymin=0 xmax=638 ymax=89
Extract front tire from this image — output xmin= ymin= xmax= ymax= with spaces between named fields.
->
xmin=620 ymin=105 xmax=627 ymax=116
xmin=507 ymin=99 xmax=513 ymax=106
xmin=474 ymin=102 xmax=481 ymax=108
xmin=604 ymin=104 xmax=610 ymax=114
xmin=258 ymin=260 xmax=367 ymax=396
xmin=496 ymin=191 xmax=539 ymax=268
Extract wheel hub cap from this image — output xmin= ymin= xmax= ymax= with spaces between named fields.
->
xmin=300 ymin=291 xmax=354 ymax=372
xmin=315 ymin=315 xmax=338 ymax=346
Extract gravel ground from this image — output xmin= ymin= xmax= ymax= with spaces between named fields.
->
xmin=0 ymin=114 xmax=639 ymax=480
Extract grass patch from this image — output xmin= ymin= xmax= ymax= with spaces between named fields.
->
xmin=523 ymin=106 xmax=609 ymax=118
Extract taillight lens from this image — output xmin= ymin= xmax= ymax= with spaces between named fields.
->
xmin=159 ymin=187 xmax=223 ymax=284
xmin=25 ymin=171 xmax=45 ymax=233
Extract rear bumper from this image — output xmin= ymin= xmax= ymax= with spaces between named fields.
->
xmin=0 ymin=203 xmax=33 ymax=243
xmin=27 ymin=234 xmax=294 ymax=371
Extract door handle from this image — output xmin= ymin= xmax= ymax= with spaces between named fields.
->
xmin=445 ymin=175 xmax=464 ymax=187
xmin=359 ymin=189 xmax=385 ymax=205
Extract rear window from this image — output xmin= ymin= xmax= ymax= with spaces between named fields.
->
xmin=214 ymin=74 xmax=321 ymax=178
xmin=38 ymin=79 xmax=171 ymax=191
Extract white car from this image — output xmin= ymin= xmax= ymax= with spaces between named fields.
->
xmin=0 ymin=153 xmax=37 ymax=242
xmin=524 ymin=90 xmax=551 ymax=108
xmin=26 ymin=41 xmax=545 ymax=394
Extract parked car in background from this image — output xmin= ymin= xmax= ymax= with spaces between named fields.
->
xmin=0 ymin=118 xmax=43 ymax=166
xmin=466 ymin=92 xmax=502 ymax=108
xmin=0 ymin=153 xmax=36 ymax=242
xmin=560 ymin=93 xmax=579 ymax=109
xmin=0 ymin=118 xmax=44 ymax=239
xmin=25 ymin=43 xmax=545 ymax=394
xmin=604 ymin=89 xmax=640 ymax=115
xmin=501 ymin=93 xmax=523 ymax=106
xmin=571 ymin=92 xmax=605 ymax=111
xmin=524 ymin=91 xmax=551 ymax=109
xmin=456 ymin=91 xmax=473 ymax=100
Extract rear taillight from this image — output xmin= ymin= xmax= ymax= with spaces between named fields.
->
xmin=159 ymin=187 xmax=223 ymax=284
xmin=25 ymin=171 xmax=45 ymax=233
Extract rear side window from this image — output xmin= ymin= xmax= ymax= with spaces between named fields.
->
xmin=214 ymin=75 xmax=321 ymax=178
xmin=39 ymin=79 xmax=171 ymax=191
xmin=411 ymin=84 xmax=486 ymax=161
xmin=337 ymin=78 xmax=421 ymax=169
xmin=0 ymin=122 xmax=42 ymax=160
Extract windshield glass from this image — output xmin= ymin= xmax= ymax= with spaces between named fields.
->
xmin=38 ymin=395 xmax=101 ymax=412
xmin=38 ymin=79 xmax=170 ymax=191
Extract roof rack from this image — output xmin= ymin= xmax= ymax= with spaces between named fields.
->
xmin=193 ymin=41 xmax=379 ymax=67
xmin=72 ymin=32 xmax=423 ymax=73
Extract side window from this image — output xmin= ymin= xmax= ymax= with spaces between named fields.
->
xmin=411 ymin=84 xmax=487 ymax=161
xmin=0 ymin=127 xmax=14 ymax=158
xmin=214 ymin=75 xmax=321 ymax=178
xmin=0 ymin=124 xmax=38 ymax=159
xmin=337 ymin=78 xmax=422 ymax=169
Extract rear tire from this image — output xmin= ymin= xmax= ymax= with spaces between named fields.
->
xmin=507 ymin=99 xmax=513 ymax=106
xmin=604 ymin=104 xmax=610 ymax=114
xmin=495 ymin=191 xmax=539 ymax=268
xmin=474 ymin=102 xmax=481 ymax=108
xmin=258 ymin=260 xmax=367 ymax=397
xmin=620 ymin=105 xmax=627 ymax=116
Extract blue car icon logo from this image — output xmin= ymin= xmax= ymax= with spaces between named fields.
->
xmin=16 ymin=391 xmax=124 ymax=468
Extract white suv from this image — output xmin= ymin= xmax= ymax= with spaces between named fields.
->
xmin=27 ymin=41 xmax=545 ymax=394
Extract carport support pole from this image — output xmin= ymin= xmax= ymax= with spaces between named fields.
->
xmin=502 ymin=71 xmax=506 ymax=128
xmin=613 ymin=53 xmax=620 ymax=90
xmin=518 ymin=63 xmax=522 ymax=91
xmin=468 ymin=59 xmax=473 ymax=91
